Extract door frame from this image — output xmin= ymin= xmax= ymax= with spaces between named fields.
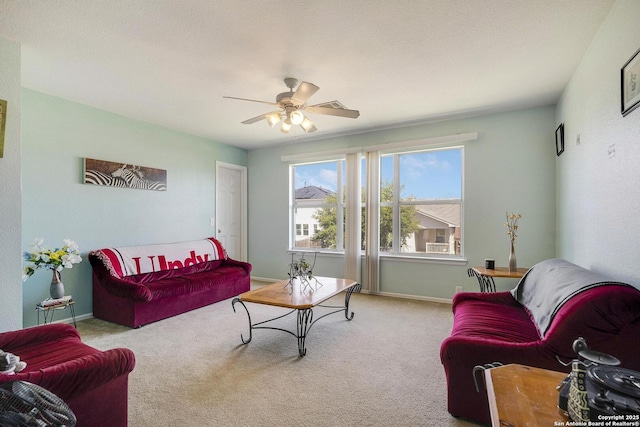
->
xmin=215 ymin=161 xmax=248 ymax=261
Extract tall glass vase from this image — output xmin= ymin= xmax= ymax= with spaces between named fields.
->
xmin=50 ymin=270 xmax=65 ymax=299
xmin=508 ymin=243 xmax=517 ymax=273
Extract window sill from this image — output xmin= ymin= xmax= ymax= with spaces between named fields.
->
xmin=288 ymin=249 xmax=467 ymax=265
xmin=379 ymin=254 xmax=467 ymax=265
xmin=287 ymin=249 xmax=344 ymax=258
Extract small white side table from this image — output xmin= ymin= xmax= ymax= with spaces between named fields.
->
xmin=36 ymin=297 xmax=77 ymax=328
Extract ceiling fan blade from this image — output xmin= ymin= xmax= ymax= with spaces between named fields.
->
xmin=305 ymin=104 xmax=360 ymax=119
xmin=291 ymin=81 xmax=319 ymax=105
xmin=241 ymin=113 xmax=269 ymax=124
xmin=223 ymin=96 xmax=279 ymax=106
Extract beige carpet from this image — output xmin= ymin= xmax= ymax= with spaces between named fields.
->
xmin=77 ymin=288 xmax=479 ymax=427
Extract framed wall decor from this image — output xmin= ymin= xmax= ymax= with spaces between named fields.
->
xmin=0 ymin=99 xmax=7 ymax=158
xmin=555 ymin=123 xmax=564 ymax=156
xmin=84 ymin=158 xmax=167 ymax=191
xmin=621 ymin=47 xmax=640 ymax=116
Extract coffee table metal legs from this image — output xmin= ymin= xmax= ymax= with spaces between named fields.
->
xmin=231 ymin=283 xmax=361 ymax=357
xmin=343 ymin=282 xmax=362 ymax=319
xmin=231 ymin=298 xmax=254 ymax=344
xmin=296 ymin=308 xmax=313 ymax=356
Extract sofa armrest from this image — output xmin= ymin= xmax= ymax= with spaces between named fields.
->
xmin=0 ymin=324 xmax=80 ymax=349
xmin=6 ymin=348 xmax=136 ymax=399
xmin=542 ymin=284 xmax=640 ymax=369
xmin=440 ymin=335 xmax=562 ymax=373
xmin=439 ymin=334 xmax=568 ymax=424
xmin=90 ymin=253 xmax=153 ymax=301
xmin=452 ymin=291 xmax=521 ymax=312
xmin=92 ymin=270 xmax=153 ymax=301
xmin=222 ymin=258 xmax=253 ymax=275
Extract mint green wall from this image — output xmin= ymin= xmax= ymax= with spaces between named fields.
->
xmin=21 ymin=89 xmax=247 ymax=327
xmin=556 ymin=0 xmax=640 ymax=286
xmin=248 ymin=106 xmax=556 ymax=299
xmin=0 ymin=36 xmax=23 ymax=332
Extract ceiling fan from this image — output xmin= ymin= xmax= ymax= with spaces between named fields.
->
xmin=223 ymin=78 xmax=360 ymax=134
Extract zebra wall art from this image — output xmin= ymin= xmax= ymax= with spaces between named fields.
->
xmin=110 ymin=164 xmax=167 ymax=191
xmin=84 ymin=158 xmax=167 ymax=191
xmin=84 ymin=169 xmax=128 ymax=187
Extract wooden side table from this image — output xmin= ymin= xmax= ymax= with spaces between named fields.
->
xmin=485 ymin=364 xmax=568 ymax=427
xmin=36 ymin=297 xmax=77 ymax=328
xmin=467 ymin=266 xmax=528 ymax=292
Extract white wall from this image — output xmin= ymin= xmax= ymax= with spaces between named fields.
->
xmin=556 ymin=0 xmax=640 ymax=286
xmin=20 ymin=89 xmax=247 ymax=327
xmin=0 ymin=36 xmax=22 ymax=332
xmin=248 ymin=106 xmax=557 ymax=299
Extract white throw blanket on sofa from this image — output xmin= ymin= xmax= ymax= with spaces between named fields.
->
xmin=93 ymin=237 xmax=226 ymax=277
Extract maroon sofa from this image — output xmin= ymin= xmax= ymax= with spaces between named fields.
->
xmin=89 ymin=237 xmax=252 ymax=328
xmin=440 ymin=259 xmax=640 ymax=425
xmin=0 ymin=323 xmax=135 ymax=427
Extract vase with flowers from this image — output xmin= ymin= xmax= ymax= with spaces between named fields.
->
xmin=23 ymin=238 xmax=82 ymax=299
xmin=505 ymin=212 xmax=522 ymax=272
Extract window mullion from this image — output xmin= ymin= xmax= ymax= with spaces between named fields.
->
xmin=336 ymin=161 xmax=344 ymax=250
xmin=392 ymin=154 xmax=400 ymax=254
xmin=290 ymin=167 xmax=296 ymax=249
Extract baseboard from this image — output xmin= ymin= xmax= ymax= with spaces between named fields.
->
xmin=45 ymin=312 xmax=93 ymax=326
xmin=368 ymin=290 xmax=452 ymax=305
xmin=75 ymin=312 xmax=93 ymax=322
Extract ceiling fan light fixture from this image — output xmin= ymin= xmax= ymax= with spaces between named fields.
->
xmin=289 ymin=109 xmax=305 ymax=125
xmin=266 ymin=111 xmax=281 ymax=127
xmin=300 ymin=117 xmax=315 ymax=132
xmin=280 ymin=118 xmax=292 ymax=134
xmin=224 ymin=78 xmax=359 ymax=134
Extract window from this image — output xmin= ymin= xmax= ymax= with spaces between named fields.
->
xmin=291 ymin=160 xmax=345 ymax=250
xmin=289 ymin=145 xmax=464 ymax=259
xmin=380 ymin=148 xmax=462 ymax=256
xmin=295 ymin=224 xmax=309 ymax=236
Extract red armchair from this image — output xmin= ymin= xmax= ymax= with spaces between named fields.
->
xmin=0 ymin=323 xmax=135 ymax=427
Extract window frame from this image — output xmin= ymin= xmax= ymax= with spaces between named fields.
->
xmin=285 ymin=134 xmax=472 ymax=263
xmin=378 ymin=146 xmax=464 ymax=259
xmin=289 ymin=159 xmax=345 ymax=252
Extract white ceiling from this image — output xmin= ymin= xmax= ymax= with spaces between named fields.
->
xmin=0 ymin=0 xmax=615 ymax=150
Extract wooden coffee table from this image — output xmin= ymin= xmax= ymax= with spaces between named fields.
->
xmin=485 ymin=364 xmax=568 ymax=427
xmin=232 ymin=276 xmax=361 ymax=356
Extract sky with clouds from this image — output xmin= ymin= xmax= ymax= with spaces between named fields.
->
xmin=294 ymin=148 xmax=461 ymax=200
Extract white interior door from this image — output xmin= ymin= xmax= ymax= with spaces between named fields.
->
xmin=215 ymin=162 xmax=247 ymax=261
